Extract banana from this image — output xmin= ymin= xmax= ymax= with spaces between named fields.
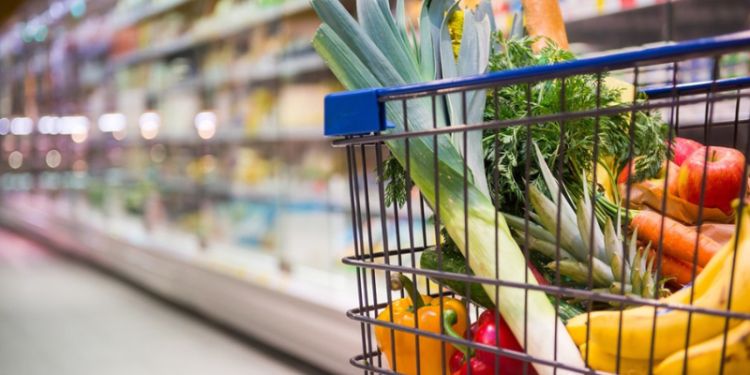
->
xmin=591 ymin=250 xmax=748 ymax=359
xmin=566 ymin=229 xmax=734 ymax=347
xmin=567 ymin=313 xmax=590 ymax=346
xmin=580 ymin=342 xmax=650 ymax=374
xmin=569 ymin=206 xmax=750 ymax=360
xmin=654 ymin=320 xmax=750 ymax=375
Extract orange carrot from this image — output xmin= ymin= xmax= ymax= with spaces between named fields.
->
xmin=630 ymin=210 xmax=721 ymax=267
xmin=522 ymin=0 xmax=569 ymax=52
xmin=648 ymin=249 xmax=703 ymax=285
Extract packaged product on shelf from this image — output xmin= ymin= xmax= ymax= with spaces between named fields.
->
xmin=277 ymin=82 xmax=328 ymax=130
xmin=243 ymin=88 xmax=277 ymax=135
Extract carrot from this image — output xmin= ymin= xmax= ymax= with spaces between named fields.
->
xmin=648 ymin=249 xmax=703 ymax=285
xmin=522 ymin=0 xmax=569 ymax=52
xmin=630 ymin=210 xmax=721 ymax=267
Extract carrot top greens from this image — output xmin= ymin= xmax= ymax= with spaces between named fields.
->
xmin=383 ymin=35 xmax=668 ymax=216
xmin=484 ymin=35 xmax=667 ymax=215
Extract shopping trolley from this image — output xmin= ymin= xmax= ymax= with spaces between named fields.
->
xmin=324 ymin=31 xmax=750 ymax=374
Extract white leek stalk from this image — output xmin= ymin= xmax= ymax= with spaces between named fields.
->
xmin=312 ymin=1 xmax=584 ymax=373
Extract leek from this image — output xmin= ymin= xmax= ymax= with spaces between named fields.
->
xmin=312 ymin=1 xmax=584 ymax=373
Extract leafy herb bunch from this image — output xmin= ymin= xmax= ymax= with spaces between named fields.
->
xmin=383 ymin=34 xmax=668 ymax=212
xmin=484 ymin=35 xmax=667 ymax=214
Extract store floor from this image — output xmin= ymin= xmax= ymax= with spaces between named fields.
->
xmin=0 ymin=228 xmax=310 ymax=375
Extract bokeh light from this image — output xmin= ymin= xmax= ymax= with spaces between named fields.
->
xmin=139 ymin=112 xmax=160 ymax=140
xmin=194 ymin=111 xmax=217 ymax=140
xmin=8 ymin=151 xmax=23 ymax=169
xmin=45 ymin=149 xmax=62 ymax=168
xmin=0 ymin=118 xmax=10 ymax=135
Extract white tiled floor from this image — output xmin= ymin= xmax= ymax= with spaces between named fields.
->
xmin=0 ymin=229 xmax=306 ymax=375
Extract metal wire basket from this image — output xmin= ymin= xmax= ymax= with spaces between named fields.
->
xmin=324 ymin=31 xmax=750 ymax=375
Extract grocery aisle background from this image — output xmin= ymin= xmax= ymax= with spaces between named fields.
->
xmin=0 ymin=228 xmax=315 ymax=375
xmin=0 ymin=0 xmax=749 ymax=374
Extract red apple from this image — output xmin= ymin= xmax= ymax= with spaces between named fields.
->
xmin=677 ymin=146 xmax=746 ymax=213
xmin=670 ymin=137 xmax=703 ymax=166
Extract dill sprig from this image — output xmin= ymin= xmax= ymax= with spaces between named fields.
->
xmin=382 ymin=156 xmax=408 ymax=208
xmin=484 ymin=35 xmax=667 ymax=214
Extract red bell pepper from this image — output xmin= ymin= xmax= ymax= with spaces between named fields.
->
xmin=446 ymin=263 xmax=545 ymax=375
xmin=446 ymin=309 xmax=537 ymax=375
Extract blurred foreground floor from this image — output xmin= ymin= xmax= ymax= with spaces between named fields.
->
xmin=0 ymin=228 xmax=304 ymax=375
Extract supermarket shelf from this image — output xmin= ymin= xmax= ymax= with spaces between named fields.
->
xmin=242 ymin=51 xmax=327 ymax=81
xmin=109 ymin=170 xmax=395 ymax=219
xmin=78 ymin=128 xmax=325 ymax=149
xmin=214 ymin=128 xmax=325 ymax=144
xmin=566 ymin=0 xmax=750 ymax=50
xmin=122 ymin=173 xmax=352 ymax=213
xmin=111 ymin=0 xmax=313 ymax=69
xmin=205 ymin=52 xmax=328 ymax=89
xmin=111 ymin=35 xmax=195 ymax=68
xmin=110 ymin=0 xmax=195 ymax=31
xmin=158 ymin=52 xmax=328 ymax=94
xmin=151 ymin=176 xmax=411 ymax=220
xmin=0 ymin=200 xmax=359 ymax=374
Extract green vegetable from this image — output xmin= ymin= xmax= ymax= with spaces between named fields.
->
xmin=484 ymin=36 xmax=667 ymax=215
xmin=385 ymin=35 xmax=667 ymax=218
xmin=556 ymin=298 xmax=585 ymax=323
xmin=520 ymin=144 xmax=668 ymax=298
xmin=311 ymin=1 xmax=584 ymax=373
xmin=420 ymin=237 xmax=584 ymax=321
xmin=382 ymin=153 xmax=408 ymax=208
xmin=381 ymin=156 xmax=408 ymax=208
xmin=419 ymin=245 xmax=495 ymax=310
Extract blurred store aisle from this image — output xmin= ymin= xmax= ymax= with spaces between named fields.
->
xmin=0 ymin=229 xmax=305 ymax=375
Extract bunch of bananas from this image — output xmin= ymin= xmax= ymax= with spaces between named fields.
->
xmin=566 ymin=204 xmax=750 ymax=374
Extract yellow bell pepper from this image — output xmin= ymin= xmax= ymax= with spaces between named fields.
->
xmin=374 ymin=275 xmax=468 ymax=375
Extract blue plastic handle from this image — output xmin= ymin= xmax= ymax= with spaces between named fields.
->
xmin=643 ymin=76 xmax=750 ymax=98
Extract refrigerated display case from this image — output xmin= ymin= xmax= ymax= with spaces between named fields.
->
xmin=0 ymin=1 xmax=365 ymax=372
xmin=0 ymin=0 xmax=748 ymax=373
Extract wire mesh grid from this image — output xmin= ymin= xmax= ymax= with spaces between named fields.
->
xmin=328 ymin=33 xmax=750 ymax=375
